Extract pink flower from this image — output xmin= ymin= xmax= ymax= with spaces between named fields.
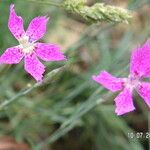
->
xmin=0 ymin=4 xmax=66 ymax=81
xmin=92 ymin=39 xmax=150 ymax=115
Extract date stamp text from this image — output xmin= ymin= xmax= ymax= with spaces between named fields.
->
xmin=128 ymin=132 xmax=150 ymax=139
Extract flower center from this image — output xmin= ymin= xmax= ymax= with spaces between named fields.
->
xmin=125 ymin=74 xmax=140 ymax=90
xmin=18 ymin=36 xmax=35 ymax=54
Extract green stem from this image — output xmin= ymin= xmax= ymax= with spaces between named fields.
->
xmin=29 ymin=0 xmax=62 ymax=7
xmin=0 ymin=67 xmax=64 ymax=110
xmin=35 ymin=64 xmax=129 ymax=149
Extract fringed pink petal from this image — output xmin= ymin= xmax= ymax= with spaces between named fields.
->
xmin=8 ymin=4 xmax=25 ymax=40
xmin=35 ymin=43 xmax=66 ymax=61
xmin=136 ymin=82 xmax=150 ymax=107
xmin=92 ymin=71 xmax=124 ymax=92
xmin=24 ymin=53 xmax=45 ymax=81
xmin=130 ymin=39 xmax=150 ymax=77
xmin=115 ymin=88 xmax=135 ymax=115
xmin=0 ymin=47 xmax=23 ymax=64
xmin=26 ymin=17 xmax=49 ymax=42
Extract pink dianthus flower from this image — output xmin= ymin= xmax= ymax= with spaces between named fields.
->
xmin=92 ymin=39 xmax=150 ymax=115
xmin=0 ymin=4 xmax=66 ymax=81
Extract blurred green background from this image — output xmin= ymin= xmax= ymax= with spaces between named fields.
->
xmin=0 ymin=0 xmax=150 ymax=150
